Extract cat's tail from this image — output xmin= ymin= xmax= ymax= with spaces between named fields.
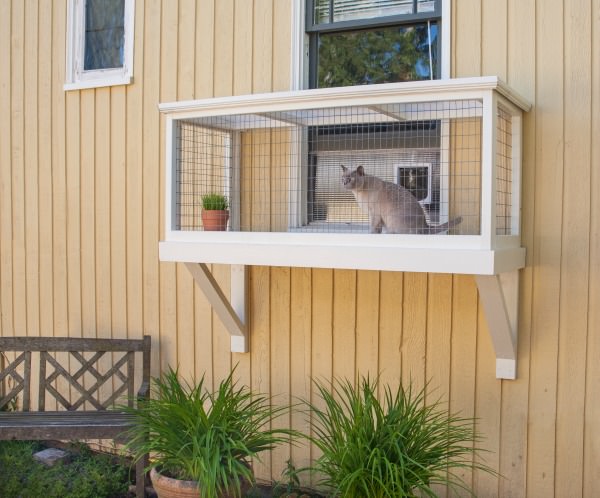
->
xmin=423 ymin=216 xmax=463 ymax=234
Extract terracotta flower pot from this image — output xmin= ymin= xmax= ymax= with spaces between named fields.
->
xmin=201 ymin=210 xmax=229 ymax=231
xmin=150 ymin=468 xmax=200 ymax=498
xmin=150 ymin=467 xmax=249 ymax=498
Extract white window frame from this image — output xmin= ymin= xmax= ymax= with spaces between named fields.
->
xmin=291 ymin=0 xmax=451 ymax=90
xmin=65 ymin=0 xmax=135 ymax=91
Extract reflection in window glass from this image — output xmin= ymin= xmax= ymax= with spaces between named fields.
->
xmin=84 ymin=0 xmax=125 ymax=70
xmin=316 ymin=22 xmax=438 ymax=87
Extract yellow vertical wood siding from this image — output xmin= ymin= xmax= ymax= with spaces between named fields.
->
xmin=1 ymin=1 xmax=599 ymax=496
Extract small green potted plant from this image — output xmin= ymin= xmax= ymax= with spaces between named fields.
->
xmin=304 ymin=375 xmax=496 ymax=497
xmin=121 ymin=367 xmax=292 ymax=498
xmin=201 ymin=193 xmax=229 ymax=231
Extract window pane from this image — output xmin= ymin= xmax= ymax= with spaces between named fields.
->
xmin=317 ymin=22 xmax=438 ymax=87
xmin=417 ymin=0 xmax=436 ymax=13
xmin=314 ymin=0 xmax=330 ymax=24
xmin=332 ymin=0 xmax=414 ymax=22
xmin=84 ymin=0 xmax=125 ymax=70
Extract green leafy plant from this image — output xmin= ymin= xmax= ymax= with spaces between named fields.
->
xmin=305 ymin=376 xmax=495 ymax=498
xmin=201 ymin=193 xmax=229 ymax=211
xmin=122 ymin=366 xmax=293 ymax=498
xmin=272 ymin=459 xmax=301 ymax=497
xmin=0 ymin=440 xmax=129 ymax=498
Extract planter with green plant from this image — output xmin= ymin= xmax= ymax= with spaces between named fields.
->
xmin=304 ymin=376 xmax=495 ymax=498
xmin=121 ymin=367 xmax=293 ymax=498
xmin=201 ymin=193 xmax=229 ymax=231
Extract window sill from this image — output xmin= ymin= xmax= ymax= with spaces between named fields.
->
xmin=64 ymin=75 xmax=133 ymax=92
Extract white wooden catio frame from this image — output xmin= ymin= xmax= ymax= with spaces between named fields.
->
xmin=159 ymin=76 xmax=530 ymax=379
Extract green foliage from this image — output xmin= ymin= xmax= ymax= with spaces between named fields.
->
xmin=0 ymin=440 xmax=129 ymax=498
xmin=305 ymin=376 xmax=495 ymax=498
xmin=201 ymin=193 xmax=229 ymax=211
xmin=122 ymin=366 xmax=293 ymax=498
xmin=272 ymin=459 xmax=302 ymax=497
xmin=317 ymin=23 xmax=438 ymax=88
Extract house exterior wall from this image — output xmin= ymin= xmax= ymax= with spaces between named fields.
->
xmin=0 ymin=1 xmax=598 ymax=496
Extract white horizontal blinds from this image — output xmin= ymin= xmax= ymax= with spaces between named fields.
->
xmin=312 ymin=149 xmax=440 ymax=229
xmin=313 ymin=0 xmax=330 ymax=24
xmin=333 ymin=0 xmax=413 ymax=21
xmin=314 ymin=0 xmax=435 ymax=24
xmin=417 ymin=0 xmax=436 ymax=13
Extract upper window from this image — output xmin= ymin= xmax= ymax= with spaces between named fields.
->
xmin=307 ymin=0 xmax=441 ymax=88
xmin=65 ymin=0 xmax=135 ymax=90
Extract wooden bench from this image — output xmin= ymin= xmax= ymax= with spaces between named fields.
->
xmin=0 ymin=336 xmax=151 ymax=498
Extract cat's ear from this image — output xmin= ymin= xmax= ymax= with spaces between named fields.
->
xmin=357 ymin=165 xmax=365 ymax=176
xmin=341 ymin=165 xmax=348 ymax=173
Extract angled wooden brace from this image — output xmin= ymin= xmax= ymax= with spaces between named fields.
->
xmin=185 ymin=263 xmax=248 ymax=353
xmin=475 ymin=270 xmax=519 ymax=379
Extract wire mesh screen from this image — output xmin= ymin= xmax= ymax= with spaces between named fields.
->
xmin=496 ymin=106 xmax=514 ymax=235
xmin=174 ymin=99 xmax=499 ymax=235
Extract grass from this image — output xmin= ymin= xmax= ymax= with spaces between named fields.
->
xmin=0 ymin=440 xmax=132 ymax=498
xmin=201 ymin=193 xmax=229 ymax=210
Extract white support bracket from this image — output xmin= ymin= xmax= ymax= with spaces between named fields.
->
xmin=475 ymin=271 xmax=519 ymax=379
xmin=185 ymin=263 xmax=248 ymax=353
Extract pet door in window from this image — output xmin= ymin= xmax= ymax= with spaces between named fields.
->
xmin=396 ymin=163 xmax=433 ymax=204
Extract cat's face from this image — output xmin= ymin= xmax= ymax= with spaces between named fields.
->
xmin=341 ymin=165 xmax=364 ymax=190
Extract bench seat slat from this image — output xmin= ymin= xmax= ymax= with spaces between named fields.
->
xmin=0 ymin=411 xmax=136 ymax=440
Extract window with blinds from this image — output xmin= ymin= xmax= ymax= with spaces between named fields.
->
xmin=307 ymin=0 xmax=441 ymax=88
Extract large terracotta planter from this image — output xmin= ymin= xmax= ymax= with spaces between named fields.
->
xmin=150 ymin=467 xmax=249 ymax=498
xmin=150 ymin=468 xmax=200 ymax=498
xmin=201 ymin=210 xmax=229 ymax=231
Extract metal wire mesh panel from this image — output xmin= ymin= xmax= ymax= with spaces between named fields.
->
xmin=496 ymin=106 xmax=514 ymax=235
xmin=173 ymin=99 xmax=504 ymax=236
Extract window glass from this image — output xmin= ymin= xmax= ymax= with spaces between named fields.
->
xmin=317 ymin=22 xmax=438 ymax=87
xmin=84 ymin=0 xmax=125 ymax=70
xmin=308 ymin=0 xmax=441 ymax=88
xmin=314 ymin=0 xmax=416 ymax=24
xmin=313 ymin=0 xmax=330 ymax=24
xmin=417 ymin=0 xmax=436 ymax=13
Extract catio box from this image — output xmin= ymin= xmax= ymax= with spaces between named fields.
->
xmin=159 ymin=76 xmax=530 ymax=275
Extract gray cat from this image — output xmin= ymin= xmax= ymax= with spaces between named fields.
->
xmin=341 ymin=165 xmax=462 ymax=234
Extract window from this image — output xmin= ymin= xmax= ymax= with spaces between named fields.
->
xmin=304 ymin=0 xmax=446 ymax=230
xmin=65 ymin=0 xmax=135 ymax=90
xmin=307 ymin=0 xmax=442 ymax=88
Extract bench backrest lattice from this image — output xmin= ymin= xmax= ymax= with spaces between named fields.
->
xmin=0 ymin=337 xmax=151 ymax=412
xmin=0 ymin=351 xmax=31 ymax=410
